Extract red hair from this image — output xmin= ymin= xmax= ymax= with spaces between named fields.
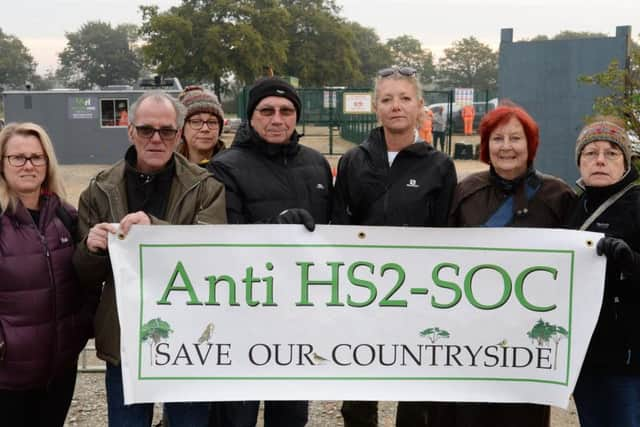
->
xmin=478 ymin=103 xmax=539 ymax=166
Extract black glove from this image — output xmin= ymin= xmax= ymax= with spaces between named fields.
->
xmin=274 ymin=208 xmax=315 ymax=231
xmin=597 ymin=236 xmax=640 ymax=276
xmin=597 ymin=237 xmax=633 ymax=262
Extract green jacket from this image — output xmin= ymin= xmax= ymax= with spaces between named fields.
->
xmin=73 ymin=153 xmax=226 ymax=364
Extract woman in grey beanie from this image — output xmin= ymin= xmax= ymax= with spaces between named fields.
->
xmin=568 ymin=116 xmax=640 ymax=427
xmin=177 ymin=85 xmax=226 ymax=167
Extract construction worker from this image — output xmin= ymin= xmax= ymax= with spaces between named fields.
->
xmin=461 ymin=103 xmax=475 ymax=135
xmin=419 ymin=109 xmax=433 ymax=144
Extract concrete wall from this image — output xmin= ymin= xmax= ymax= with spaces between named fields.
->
xmin=498 ymin=26 xmax=631 ymax=184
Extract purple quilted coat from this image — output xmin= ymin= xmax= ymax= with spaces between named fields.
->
xmin=0 ymin=195 xmax=95 ymax=390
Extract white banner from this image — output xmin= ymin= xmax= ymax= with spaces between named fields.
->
xmin=109 ymin=225 xmax=606 ymax=408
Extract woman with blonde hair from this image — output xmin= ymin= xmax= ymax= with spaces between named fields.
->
xmin=333 ymin=67 xmax=457 ymax=426
xmin=0 ymin=123 xmax=96 ymax=426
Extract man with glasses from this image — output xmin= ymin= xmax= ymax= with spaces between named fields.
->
xmin=208 ymin=77 xmax=332 ymax=427
xmin=73 ymin=90 xmax=226 ymax=426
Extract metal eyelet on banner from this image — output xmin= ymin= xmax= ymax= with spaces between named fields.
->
xmin=358 ymin=231 xmax=366 ymax=239
xmin=586 ymin=240 xmax=593 ymax=247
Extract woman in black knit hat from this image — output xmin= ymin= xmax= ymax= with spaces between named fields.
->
xmin=568 ymin=116 xmax=640 ymax=427
xmin=177 ymin=85 xmax=226 ymax=168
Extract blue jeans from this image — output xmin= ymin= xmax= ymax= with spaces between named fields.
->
xmin=574 ymin=372 xmax=640 ymax=427
xmin=105 ymin=363 xmax=210 ymax=427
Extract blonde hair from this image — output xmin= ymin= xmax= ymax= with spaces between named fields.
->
xmin=0 ymin=122 xmax=67 ymax=213
xmin=373 ymin=71 xmax=424 ymax=128
xmin=373 ymin=72 xmax=424 ymax=107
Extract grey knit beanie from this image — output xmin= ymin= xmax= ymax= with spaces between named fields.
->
xmin=576 ymin=120 xmax=631 ymax=169
xmin=178 ymin=85 xmax=225 ymax=136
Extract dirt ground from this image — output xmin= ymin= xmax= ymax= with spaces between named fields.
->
xmin=61 ymin=129 xmax=579 ymax=426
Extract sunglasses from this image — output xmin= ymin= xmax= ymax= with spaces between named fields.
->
xmin=134 ymin=125 xmax=179 ymax=141
xmin=377 ymin=66 xmax=417 ymax=78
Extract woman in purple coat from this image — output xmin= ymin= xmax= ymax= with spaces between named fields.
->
xmin=0 ymin=122 xmax=95 ymax=426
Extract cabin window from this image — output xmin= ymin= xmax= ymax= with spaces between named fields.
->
xmin=100 ymin=99 xmax=129 ymax=127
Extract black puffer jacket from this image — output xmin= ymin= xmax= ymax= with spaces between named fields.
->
xmin=332 ymin=127 xmax=457 ymax=226
xmin=209 ymin=122 xmax=332 ymax=224
xmin=568 ymin=167 xmax=640 ymax=374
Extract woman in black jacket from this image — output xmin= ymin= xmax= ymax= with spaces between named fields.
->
xmin=568 ymin=117 xmax=640 ymax=427
xmin=332 ymin=66 xmax=457 ymax=427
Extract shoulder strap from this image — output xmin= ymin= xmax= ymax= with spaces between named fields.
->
xmin=483 ymin=174 xmax=542 ymax=228
xmin=579 ymin=182 xmax=638 ymax=231
xmin=55 ymin=205 xmax=78 ymax=236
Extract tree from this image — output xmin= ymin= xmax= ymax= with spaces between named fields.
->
xmin=579 ymin=39 xmax=640 ymax=137
xmin=281 ymin=0 xmax=362 ymax=86
xmin=140 ymin=318 xmax=173 ymax=365
xmin=58 ymin=21 xmax=141 ymax=89
xmin=437 ymin=36 xmax=498 ymax=92
xmin=140 ymin=1 xmax=290 ymax=96
xmin=527 ymin=319 xmax=568 ymax=370
xmin=345 ymin=22 xmax=392 ymax=86
xmin=386 ymin=35 xmax=435 ymax=86
xmin=0 ymin=28 xmax=36 ymax=89
xmin=419 ymin=327 xmax=450 ymax=343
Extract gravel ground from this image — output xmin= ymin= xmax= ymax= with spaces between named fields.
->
xmin=60 ymin=132 xmax=578 ymax=426
xmin=65 ymin=370 xmax=578 ymax=426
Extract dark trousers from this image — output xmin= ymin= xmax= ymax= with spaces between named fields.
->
xmin=0 ymin=361 xmax=78 ymax=427
xmin=574 ymin=372 xmax=640 ymax=427
xmin=341 ymin=401 xmax=377 ymax=427
xmin=209 ymin=400 xmax=308 ymax=427
xmin=105 ymin=362 xmax=210 ymax=427
xmin=418 ymin=402 xmax=549 ymax=427
xmin=433 ymin=131 xmax=446 ymax=152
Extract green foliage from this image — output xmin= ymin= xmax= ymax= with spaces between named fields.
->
xmin=526 ymin=319 xmax=568 ymax=346
xmin=57 ymin=21 xmax=141 ymax=89
xmin=282 ymin=0 xmax=362 ymax=86
xmin=140 ymin=318 xmax=173 ymax=344
xmin=140 ymin=0 xmax=385 ymax=90
xmin=385 ymin=35 xmax=435 ymax=86
xmin=436 ymin=36 xmax=497 ymax=91
xmin=579 ymin=39 xmax=640 ymax=137
xmin=140 ymin=1 xmax=289 ymax=95
xmin=345 ymin=22 xmax=392 ymax=86
xmin=419 ymin=327 xmax=451 ymax=343
xmin=0 ymin=28 xmax=36 ymax=89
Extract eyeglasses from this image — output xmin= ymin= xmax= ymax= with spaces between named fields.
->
xmin=255 ymin=107 xmax=297 ymax=118
xmin=134 ymin=125 xmax=179 ymax=141
xmin=187 ymin=118 xmax=219 ymax=130
xmin=581 ymin=149 xmax=623 ymax=162
xmin=377 ymin=67 xmax=417 ymax=78
xmin=3 ymin=154 xmax=48 ymax=167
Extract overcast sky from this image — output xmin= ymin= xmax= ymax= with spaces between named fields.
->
xmin=3 ymin=0 xmax=638 ymax=74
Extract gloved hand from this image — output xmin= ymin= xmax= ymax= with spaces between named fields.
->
xmin=274 ymin=208 xmax=315 ymax=231
xmin=597 ymin=236 xmax=640 ymax=276
xmin=597 ymin=237 xmax=633 ymax=262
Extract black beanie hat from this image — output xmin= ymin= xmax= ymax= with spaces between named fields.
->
xmin=246 ymin=77 xmax=301 ymax=122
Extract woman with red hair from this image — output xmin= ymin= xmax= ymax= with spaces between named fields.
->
xmin=432 ymin=103 xmax=576 ymax=426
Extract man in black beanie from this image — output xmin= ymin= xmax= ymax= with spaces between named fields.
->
xmin=208 ymin=78 xmax=332 ymax=426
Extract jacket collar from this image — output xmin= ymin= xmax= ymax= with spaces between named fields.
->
xmin=92 ymin=149 xmax=212 ymax=221
xmin=360 ymin=127 xmax=435 ymax=167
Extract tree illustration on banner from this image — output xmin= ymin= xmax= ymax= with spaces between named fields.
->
xmin=419 ymin=327 xmax=451 ymax=343
xmin=141 ymin=318 xmax=174 ymax=365
xmin=527 ymin=319 xmax=569 ymax=370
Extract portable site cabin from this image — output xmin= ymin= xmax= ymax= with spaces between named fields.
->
xmin=2 ymin=79 xmax=182 ymax=164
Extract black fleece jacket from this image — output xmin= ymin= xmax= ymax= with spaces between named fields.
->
xmin=208 ymin=122 xmax=332 ymax=224
xmin=332 ymin=127 xmax=457 ymax=226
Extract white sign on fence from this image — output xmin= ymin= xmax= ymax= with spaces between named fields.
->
xmin=343 ymin=93 xmax=373 ymax=114
xmin=109 ymin=225 xmax=605 ymax=408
